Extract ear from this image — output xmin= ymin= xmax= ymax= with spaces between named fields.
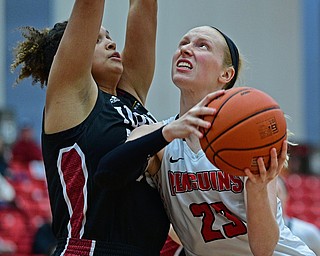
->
xmin=218 ymin=67 xmax=235 ymax=84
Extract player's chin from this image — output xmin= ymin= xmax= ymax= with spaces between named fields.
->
xmin=172 ymin=75 xmax=193 ymax=88
xmin=113 ymin=63 xmax=124 ymax=72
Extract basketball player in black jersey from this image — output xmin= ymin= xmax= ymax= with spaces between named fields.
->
xmin=11 ymin=0 xmax=170 ymax=255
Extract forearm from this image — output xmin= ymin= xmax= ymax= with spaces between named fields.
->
xmin=128 ymin=0 xmax=157 ymax=41
xmin=246 ymin=184 xmax=279 ymax=256
xmin=122 ymin=0 xmax=158 ymax=102
xmin=94 ymin=126 xmax=168 ymax=190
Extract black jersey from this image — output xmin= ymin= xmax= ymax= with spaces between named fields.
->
xmin=41 ymin=89 xmax=169 ymax=256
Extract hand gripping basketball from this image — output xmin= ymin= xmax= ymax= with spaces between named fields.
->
xmin=200 ymin=87 xmax=287 ymax=176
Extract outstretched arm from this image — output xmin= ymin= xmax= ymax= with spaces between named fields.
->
xmin=117 ymin=0 xmax=158 ymax=104
xmin=45 ymin=0 xmax=104 ymax=133
xmin=94 ymin=90 xmax=224 ymax=189
xmin=244 ymin=141 xmax=288 ymax=256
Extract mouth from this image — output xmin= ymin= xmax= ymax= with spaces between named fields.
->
xmin=176 ymin=59 xmax=192 ymax=69
xmin=109 ymin=52 xmax=121 ymax=59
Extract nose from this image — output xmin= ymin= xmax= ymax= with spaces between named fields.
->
xmin=106 ymin=40 xmax=116 ymax=50
xmin=180 ymin=44 xmax=192 ymax=56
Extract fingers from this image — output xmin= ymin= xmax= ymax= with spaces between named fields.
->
xmin=278 ymin=140 xmax=288 ymax=167
xmin=246 ymin=148 xmax=278 ymax=183
xmin=244 ymin=141 xmax=288 ymax=189
xmin=186 ymin=90 xmax=225 ymax=120
xmin=189 ymin=105 xmax=216 ymax=118
xmin=197 ymin=90 xmax=225 ymax=107
xmin=268 ymin=141 xmax=288 ymax=175
xmin=164 ymin=91 xmax=225 ymax=141
xmin=267 ymin=148 xmax=279 ymax=177
xmin=164 ymin=112 xmax=211 ymax=141
xmin=179 ymin=110 xmax=213 ymax=137
xmin=181 ymin=102 xmax=216 ymax=128
xmin=244 ymin=168 xmax=256 ymax=182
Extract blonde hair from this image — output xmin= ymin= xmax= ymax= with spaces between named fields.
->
xmin=222 ymin=47 xmax=243 ymax=89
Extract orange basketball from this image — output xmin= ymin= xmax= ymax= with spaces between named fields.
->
xmin=200 ymin=87 xmax=287 ymax=176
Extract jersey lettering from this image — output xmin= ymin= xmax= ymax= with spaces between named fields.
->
xmin=114 ymin=105 xmax=155 ymax=128
xmin=168 ymin=170 xmax=243 ymax=196
xmin=189 ymin=201 xmax=247 ymax=242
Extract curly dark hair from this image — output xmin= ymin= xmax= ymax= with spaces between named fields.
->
xmin=11 ymin=21 xmax=68 ymax=87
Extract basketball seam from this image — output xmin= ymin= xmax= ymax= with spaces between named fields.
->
xmin=203 ymin=88 xmax=249 ymax=138
xmin=208 ymin=132 xmax=287 ymax=174
xmin=203 ymin=106 xmax=281 ymax=152
xmin=211 ymin=132 xmax=287 ymax=153
xmin=200 ymin=87 xmax=287 ymax=176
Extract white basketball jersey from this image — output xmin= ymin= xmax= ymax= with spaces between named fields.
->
xmin=153 ymin=138 xmax=315 ymax=256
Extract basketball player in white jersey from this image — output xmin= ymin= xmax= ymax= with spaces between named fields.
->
xmin=96 ymin=26 xmax=316 ymax=255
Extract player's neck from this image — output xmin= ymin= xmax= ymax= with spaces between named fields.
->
xmin=185 ymin=135 xmax=201 ymax=154
xmin=179 ymin=91 xmax=203 ymax=116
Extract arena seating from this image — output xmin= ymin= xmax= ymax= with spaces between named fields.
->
xmin=285 ymin=174 xmax=320 ymax=229
xmin=0 ymin=161 xmax=50 ymax=255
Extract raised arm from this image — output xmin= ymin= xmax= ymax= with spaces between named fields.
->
xmin=45 ymin=0 xmax=105 ymax=133
xmin=94 ymin=91 xmax=224 ymax=188
xmin=244 ymin=141 xmax=288 ymax=256
xmin=117 ymin=0 xmax=158 ymax=104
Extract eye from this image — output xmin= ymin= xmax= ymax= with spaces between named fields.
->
xmin=199 ymin=43 xmax=209 ymax=49
xmin=178 ymin=42 xmax=185 ymax=48
xmin=178 ymin=39 xmax=189 ymax=48
xmin=96 ymin=37 xmax=102 ymax=44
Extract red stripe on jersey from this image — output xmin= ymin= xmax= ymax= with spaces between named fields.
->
xmin=58 ymin=144 xmax=88 ymax=240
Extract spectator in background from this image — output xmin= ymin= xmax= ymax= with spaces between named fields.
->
xmin=277 ymin=176 xmax=320 ymax=255
xmin=0 ymin=148 xmax=16 ymax=254
xmin=0 ymin=237 xmax=16 ymax=254
xmin=0 ymin=181 xmax=17 ymax=254
xmin=0 ymin=136 xmax=10 ymax=177
xmin=32 ymin=220 xmax=57 ymax=255
xmin=11 ymin=123 xmax=42 ymax=166
xmin=0 ymin=136 xmax=15 ymax=206
xmin=0 ymin=172 xmax=15 ymax=206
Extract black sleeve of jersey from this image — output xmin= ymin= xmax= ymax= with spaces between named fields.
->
xmin=94 ymin=126 xmax=169 ymax=190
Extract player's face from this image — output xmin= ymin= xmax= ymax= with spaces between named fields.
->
xmin=92 ymin=27 xmax=123 ymax=88
xmin=172 ymin=26 xmax=226 ymax=93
